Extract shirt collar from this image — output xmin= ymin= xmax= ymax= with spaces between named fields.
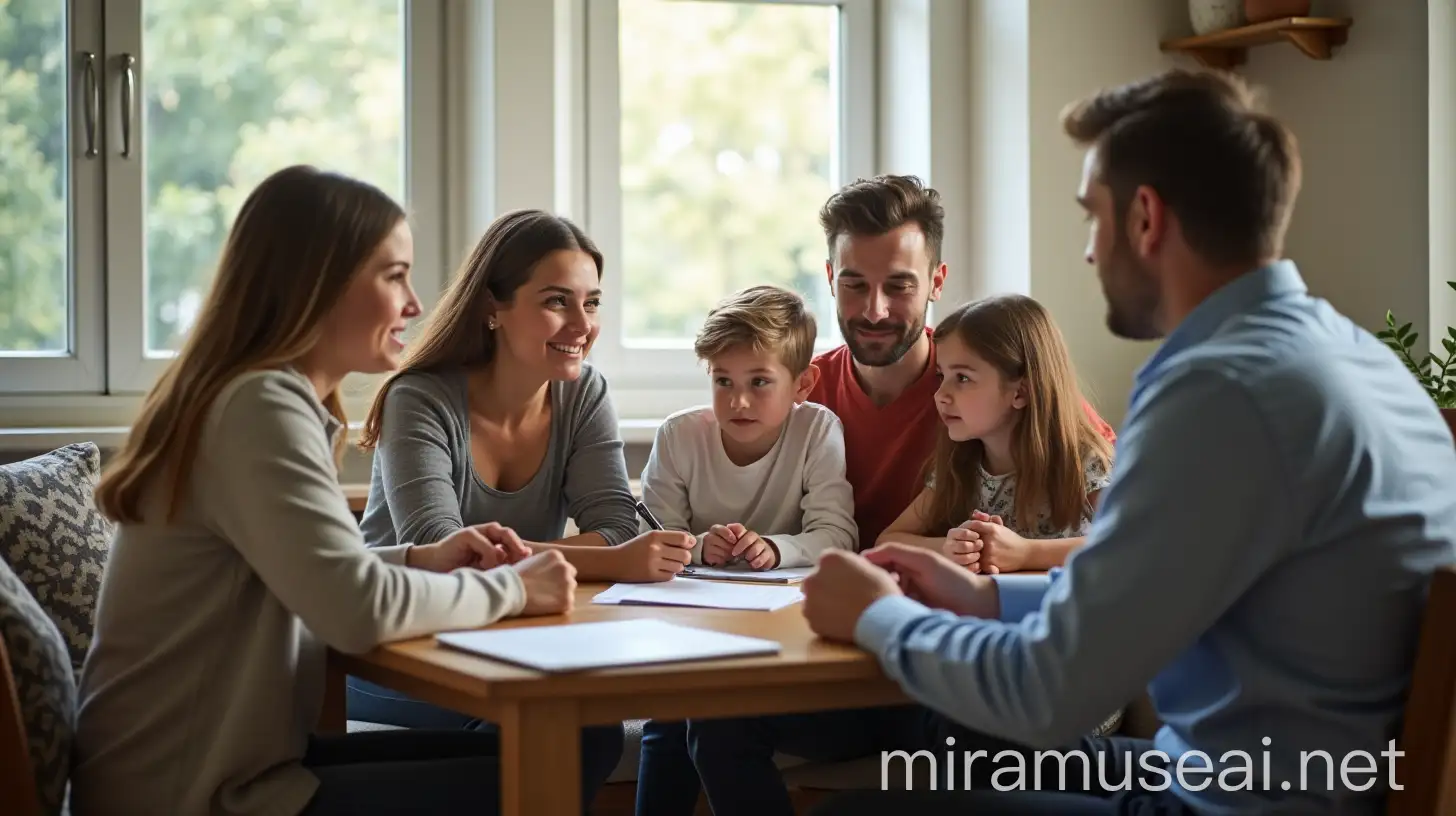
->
xmin=1135 ymin=259 xmax=1307 ymax=386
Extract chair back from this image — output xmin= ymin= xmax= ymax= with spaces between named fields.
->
xmin=1387 ymin=564 xmax=1456 ymax=815
xmin=1 ymin=636 xmax=43 ymax=816
xmin=0 ymin=558 xmax=76 ymax=816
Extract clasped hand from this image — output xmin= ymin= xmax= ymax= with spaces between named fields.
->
xmin=405 ymin=523 xmax=576 ymax=615
xmin=943 ymin=511 xmax=1030 ymax=574
xmin=408 ymin=522 xmax=533 ymax=572
xmin=702 ymin=523 xmax=779 ymax=570
xmin=801 ymin=544 xmax=998 ymax=643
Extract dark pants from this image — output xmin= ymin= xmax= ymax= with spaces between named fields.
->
xmin=636 ymin=719 xmax=703 ymax=815
xmin=687 ymin=704 xmax=934 ymax=816
xmin=300 ymin=729 xmax=500 ymax=815
xmin=345 ymin=676 xmax=624 ymax=814
xmin=805 ymin=734 xmax=1199 ymax=815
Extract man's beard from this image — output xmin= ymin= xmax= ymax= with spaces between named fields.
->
xmin=1102 ymin=232 xmax=1163 ymax=341
xmin=839 ymin=309 xmax=925 ymax=367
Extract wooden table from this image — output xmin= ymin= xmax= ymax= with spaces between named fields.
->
xmin=343 ymin=484 xmax=368 ymax=515
xmin=324 ymin=582 xmax=908 ymax=816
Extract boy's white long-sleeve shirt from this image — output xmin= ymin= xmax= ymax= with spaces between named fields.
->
xmin=638 ymin=402 xmax=858 ymax=567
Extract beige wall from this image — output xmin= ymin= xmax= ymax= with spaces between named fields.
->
xmin=1254 ymin=0 xmax=1430 ymax=341
xmin=961 ymin=0 xmax=1436 ymax=429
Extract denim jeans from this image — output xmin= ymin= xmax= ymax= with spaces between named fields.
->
xmin=686 ymin=704 xmax=935 ymax=816
xmin=805 ymin=735 xmax=1200 ymax=816
xmin=635 ymin=719 xmax=703 ymax=815
xmin=300 ymin=729 xmax=501 ymax=815
xmin=345 ymin=676 xmax=624 ymax=814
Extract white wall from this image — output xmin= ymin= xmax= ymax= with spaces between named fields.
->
xmin=955 ymin=0 xmax=1436 ymax=428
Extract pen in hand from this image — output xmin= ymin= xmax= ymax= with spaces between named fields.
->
xmin=633 ymin=500 xmax=694 ymax=575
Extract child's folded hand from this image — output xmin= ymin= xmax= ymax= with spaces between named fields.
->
xmin=703 ymin=525 xmax=738 ymax=566
xmin=965 ymin=513 xmax=1030 ymax=574
xmin=730 ymin=529 xmax=780 ymax=570
xmin=944 ymin=522 xmax=983 ymax=570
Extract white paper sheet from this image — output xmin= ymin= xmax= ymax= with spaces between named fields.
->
xmin=592 ymin=577 xmax=804 ymax=611
xmin=435 ymin=619 xmax=781 ymax=672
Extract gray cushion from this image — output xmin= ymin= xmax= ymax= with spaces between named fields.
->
xmin=0 ymin=443 xmax=113 ymax=677
xmin=1 ymin=557 xmax=77 ymax=816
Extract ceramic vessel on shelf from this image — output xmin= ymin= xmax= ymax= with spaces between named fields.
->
xmin=1188 ymin=0 xmax=1245 ymax=34
xmin=1244 ymin=0 xmax=1312 ymax=24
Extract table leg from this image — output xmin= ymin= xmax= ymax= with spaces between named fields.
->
xmin=499 ymin=699 xmax=581 ymax=816
xmin=318 ymin=657 xmax=347 ymax=735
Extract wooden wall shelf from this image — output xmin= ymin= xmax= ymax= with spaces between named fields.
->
xmin=1161 ymin=17 xmax=1353 ymax=69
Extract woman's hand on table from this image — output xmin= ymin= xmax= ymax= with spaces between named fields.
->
xmin=513 ymin=550 xmax=577 ymax=615
xmin=408 ymin=522 xmax=533 ymax=573
xmin=612 ymin=530 xmax=694 ymax=582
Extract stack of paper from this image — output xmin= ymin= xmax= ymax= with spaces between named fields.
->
xmin=436 ymin=619 xmax=781 ymax=672
xmin=593 ymin=577 xmax=803 ymax=611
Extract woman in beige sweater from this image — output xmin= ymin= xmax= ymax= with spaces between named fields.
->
xmin=70 ymin=165 xmax=571 ymax=816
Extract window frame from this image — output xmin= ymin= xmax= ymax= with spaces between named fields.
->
xmin=581 ymin=0 xmax=877 ymax=417
xmin=0 ymin=0 xmax=107 ymax=393
xmin=0 ymin=0 xmax=449 ymax=422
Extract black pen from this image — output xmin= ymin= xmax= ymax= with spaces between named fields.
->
xmin=634 ymin=500 xmax=694 ymax=575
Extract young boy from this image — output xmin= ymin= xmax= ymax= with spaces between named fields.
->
xmin=632 ymin=284 xmax=858 ymax=815
xmin=639 ymin=283 xmax=858 ymax=569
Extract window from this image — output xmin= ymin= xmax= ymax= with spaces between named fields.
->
xmin=0 ymin=0 xmax=102 ymax=392
xmin=585 ymin=0 xmax=875 ymax=408
xmin=0 ymin=0 xmax=441 ymax=401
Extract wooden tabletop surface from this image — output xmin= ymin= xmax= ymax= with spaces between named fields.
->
xmin=332 ymin=581 xmax=890 ymax=705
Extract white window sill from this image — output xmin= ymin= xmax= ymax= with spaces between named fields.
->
xmin=0 ymin=418 xmax=665 ymax=453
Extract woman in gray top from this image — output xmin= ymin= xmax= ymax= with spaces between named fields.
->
xmin=347 ymin=209 xmax=696 ymax=811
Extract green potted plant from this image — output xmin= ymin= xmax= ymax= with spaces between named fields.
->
xmin=1377 ymin=282 xmax=1456 ymax=436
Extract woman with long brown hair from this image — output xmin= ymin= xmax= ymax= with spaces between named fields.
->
xmin=72 ymin=165 xmax=574 ymax=816
xmin=346 ymin=208 xmax=693 ymax=806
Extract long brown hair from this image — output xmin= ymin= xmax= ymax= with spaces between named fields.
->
xmin=95 ymin=165 xmax=405 ymax=523
xmin=922 ymin=295 xmax=1113 ymax=534
xmin=357 ymin=209 xmax=602 ymax=449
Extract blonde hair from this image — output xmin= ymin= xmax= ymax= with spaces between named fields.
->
xmin=922 ymin=295 xmax=1113 ymax=534
xmin=95 ymin=165 xmax=405 ymax=523
xmin=358 ymin=209 xmax=602 ymax=449
xmin=693 ymin=285 xmax=817 ymax=374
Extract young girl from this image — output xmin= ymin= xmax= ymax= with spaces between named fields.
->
xmin=877 ymin=293 xmax=1114 ymax=575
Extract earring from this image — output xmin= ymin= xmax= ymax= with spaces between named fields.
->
xmin=487 ymin=318 xmax=497 ymax=330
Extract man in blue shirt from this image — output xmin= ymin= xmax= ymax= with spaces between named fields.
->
xmin=801 ymin=68 xmax=1456 ymax=814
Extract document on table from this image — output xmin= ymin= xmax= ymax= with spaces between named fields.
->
xmin=593 ymin=577 xmax=803 ymax=611
xmin=436 ymin=619 xmax=781 ymax=672
xmin=682 ymin=565 xmax=815 ymax=584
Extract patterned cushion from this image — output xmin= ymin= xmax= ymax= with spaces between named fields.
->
xmin=0 ymin=557 xmax=77 ymax=816
xmin=0 ymin=443 xmax=113 ymax=677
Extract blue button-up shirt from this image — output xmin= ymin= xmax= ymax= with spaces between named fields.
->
xmin=856 ymin=261 xmax=1456 ymax=814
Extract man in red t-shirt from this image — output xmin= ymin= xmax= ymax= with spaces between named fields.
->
xmin=688 ymin=175 xmax=1117 ymax=816
xmin=807 ymin=177 xmax=1115 ymax=551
